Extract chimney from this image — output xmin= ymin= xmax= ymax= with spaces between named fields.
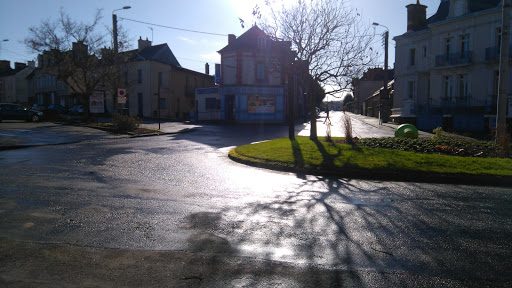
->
xmin=28 ymin=61 xmax=35 ymax=69
xmin=72 ymin=41 xmax=88 ymax=53
xmin=14 ymin=62 xmax=27 ymax=70
xmin=228 ymin=34 xmax=236 ymax=45
xmin=37 ymin=54 xmax=43 ymax=68
xmin=406 ymin=0 xmax=427 ymax=33
xmin=0 ymin=60 xmax=11 ymax=73
xmin=138 ymin=36 xmax=152 ymax=51
xmin=205 ymin=63 xmax=210 ymax=75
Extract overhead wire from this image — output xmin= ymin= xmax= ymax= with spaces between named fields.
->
xmin=119 ymin=17 xmax=228 ymax=37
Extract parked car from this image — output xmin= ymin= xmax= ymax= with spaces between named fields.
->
xmin=31 ymin=104 xmax=46 ymax=111
xmin=68 ymin=105 xmax=84 ymax=115
xmin=45 ymin=104 xmax=68 ymax=120
xmin=0 ymin=103 xmax=43 ymax=122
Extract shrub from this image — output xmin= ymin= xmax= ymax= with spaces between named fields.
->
xmin=112 ymin=113 xmax=140 ymax=133
xmin=343 ymin=114 xmax=354 ymax=145
xmin=496 ymin=126 xmax=511 ymax=158
xmin=356 ymin=137 xmax=502 ymax=158
xmin=432 ymin=127 xmax=446 ymax=140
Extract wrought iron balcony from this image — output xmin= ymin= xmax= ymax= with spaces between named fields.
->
xmin=435 ymin=51 xmax=472 ymax=67
xmin=485 ymin=46 xmax=512 ymax=62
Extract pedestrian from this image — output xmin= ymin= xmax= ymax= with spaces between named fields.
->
xmin=324 ymin=106 xmax=330 ymax=124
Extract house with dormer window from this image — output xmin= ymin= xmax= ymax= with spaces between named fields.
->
xmin=392 ymin=0 xmax=510 ymax=132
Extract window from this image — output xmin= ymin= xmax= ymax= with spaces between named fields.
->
xmin=409 ymin=49 xmax=416 ymax=66
xmin=493 ymin=70 xmax=499 ymax=96
xmin=496 ymin=27 xmax=502 ymax=53
xmin=159 ymin=98 xmax=166 ymax=109
xmin=427 ymin=77 xmax=431 ymax=104
xmin=458 ymin=74 xmax=469 ymax=99
xmin=256 ymin=63 xmax=265 ymax=80
xmin=460 ymin=34 xmax=470 ymax=56
xmin=158 ymin=72 xmax=163 ymax=86
xmin=445 ymin=38 xmax=451 ymax=55
xmin=423 ymin=45 xmax=427 ymax=57
xmin=205 ymin=98 xmax=219 ymax=111
xmin=137 ymin=69 xmax=142 ymax=84
xmin=257 ymin=37 xmax=267 ymax=49
xmin=444 ymin=76 xmax=452 ymax=100
xmin=408 ymin=81 xmax=416 ymax=99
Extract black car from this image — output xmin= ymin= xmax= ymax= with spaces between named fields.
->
xmin=45 ymin=104 xmax=68 ymax=119
xmin=0 ymin=103 xmax=43 ymax=122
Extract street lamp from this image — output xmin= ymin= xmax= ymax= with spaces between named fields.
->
xmin=373 ymin=22 xmax=390 ymax=124
xmin=112 ymin=6 xmax=131 ymax=114
xmin=112 ymin=6 xmax=131 ymax=54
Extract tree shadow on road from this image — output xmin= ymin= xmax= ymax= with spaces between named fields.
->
xmin=197 ymin=177 xmax=512 ymax=287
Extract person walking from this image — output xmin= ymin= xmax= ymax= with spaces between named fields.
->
xmin=324 ymin=106 xmax=330 ymax=124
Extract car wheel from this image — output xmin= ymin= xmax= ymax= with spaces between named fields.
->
xmin=30 ymin=114 xmax=40 ymax=122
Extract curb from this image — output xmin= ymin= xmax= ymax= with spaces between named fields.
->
xmin=0 ymin=127 xmax=198 ymax=151
xmin=228 ymin=148 xmax=512 ymax=187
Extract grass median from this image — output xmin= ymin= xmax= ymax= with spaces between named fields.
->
xmin=229 ymin=136 xmax=512 ymax=186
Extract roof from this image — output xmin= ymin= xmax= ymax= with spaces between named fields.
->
xmin=124 ymin=43 xmax=181 ymax=67
xmin=218 ymin=25 xmax=291 ymax=54
xmin=0 ymin=66 xmax=33 ymax=78
xmin=369 ymin=79 xmax=395 ymax=100
xmin=427 ymin=0 xmax=501 ymax=25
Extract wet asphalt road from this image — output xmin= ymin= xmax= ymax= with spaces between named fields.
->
xmin=1 ymin=116 xmax=511 ymax=286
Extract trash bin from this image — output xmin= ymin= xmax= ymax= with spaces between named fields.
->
xmin=395 ymin=124 xmax=419 ymax=139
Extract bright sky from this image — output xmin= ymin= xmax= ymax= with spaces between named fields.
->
xmin=0 ymin=0 xmax=439 ymax=74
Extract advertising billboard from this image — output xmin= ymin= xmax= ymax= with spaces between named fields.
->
xmin=89 ymin=91 xmax=104 ymax=113
xmin=248 ymin=95 xmax=275 ymax=113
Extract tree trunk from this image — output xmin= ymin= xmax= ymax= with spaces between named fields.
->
xmin=309 ymin=92 xmax=317 ymax=140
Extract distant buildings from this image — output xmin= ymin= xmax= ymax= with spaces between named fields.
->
xmin=0 ymin=60 xmax=35 ymax=105
xmin=196 ymin=25 xmax=297 ymax=123
xmin=392 ymin=0 xmax=510 ymax=132
xmin=351 ymin=68 xmax=394 ymax=116
xmin=1 ymin=37 xmax=213 ymax=120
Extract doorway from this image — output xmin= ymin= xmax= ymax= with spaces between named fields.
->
xmin=225 ymin=95 xmax=235 ymax=121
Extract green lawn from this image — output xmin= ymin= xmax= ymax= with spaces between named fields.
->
xmin=230 ymin=136 xmax=512 ymax=184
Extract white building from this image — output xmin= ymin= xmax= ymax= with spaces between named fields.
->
xmin=392 ymin=0 xmax=511 ymax=132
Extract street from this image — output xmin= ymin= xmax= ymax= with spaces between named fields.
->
xmin=1 ymin=113 xmax=511 ymax=287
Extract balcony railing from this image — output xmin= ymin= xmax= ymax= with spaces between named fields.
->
xmin=485 ymin=46 xmax=512 ymax=62
xmin=435 ymin=51 xmax=472 ymax=67
xmin=417 ymin=96 xmax=496 ymax=115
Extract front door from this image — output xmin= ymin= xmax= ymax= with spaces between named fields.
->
xmin=225 ymin=95 xmax=235 ymax=121
xmin=137 ymin=93 xmax=143 ymax=117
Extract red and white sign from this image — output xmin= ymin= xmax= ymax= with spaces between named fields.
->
xmin=118 ymin=88 xmax=127 ymax=104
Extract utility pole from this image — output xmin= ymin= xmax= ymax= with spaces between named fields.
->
xmin=373 ymin=22 xmax=390 ymax=125
xmin=497 ymin=0 xmax=510 ymax=141
xmin=112 ymin=13 xmax=119 ymax=55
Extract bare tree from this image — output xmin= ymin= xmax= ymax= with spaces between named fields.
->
xmin=254 ymin=0 xmax=376 ymax=139
xmin=24 ymin=8 xmax=112 ymax=116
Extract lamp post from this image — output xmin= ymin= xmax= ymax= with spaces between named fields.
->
xmin=373 ymin=22 xmax=389 ymax=125
xmin=112 ymin=6 xmax=131 ymax=114
xmin=112 ymin=6 xmax=131 ymax=54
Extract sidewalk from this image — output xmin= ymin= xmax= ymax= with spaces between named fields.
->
xmin=138 ymin=120 xmax=201 ymax=134
xmin=298 ymin=111 xmax=432 ymax=138
xmin=348 ymin=112 xmax=433 ymax=138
